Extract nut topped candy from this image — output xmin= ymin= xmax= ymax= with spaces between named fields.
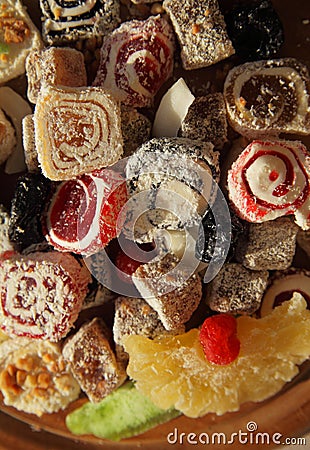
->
xmin=0 ymin=338 xmax=80 ymax=417
xmin=0 ymin=0 xmax=42 ymax=84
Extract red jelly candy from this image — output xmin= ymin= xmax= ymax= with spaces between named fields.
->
xmin=199 ymin=314 xmax=240 ymax=365
xmin=227 ymin=139 xmax=310 ymax=229
xmin=93 ymin=15 xmax=175 ymax=107
xmin=115 ymin=241 xmax=154 ymax=283
xmin=44 ymin=168 xmax=127 ymax=255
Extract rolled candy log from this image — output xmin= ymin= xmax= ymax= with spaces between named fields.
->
xmin=227 ymin=139 xmax=310 ymax=230
xmin=34 ymin=85 xmax=123 ymax=181
xmin=224 ymin=58 xmax=310 ymax=139
xmin=39 ymin=0 xmax=121 ymax=45
xmin=124 ymin=137 xmax=220 ymax=243
xmin=93 ymin=15 xmax=175 ymax=108
xmin=0 ymin=252 xmax=91 ymax=341
xmin=44 ymin=168 xmax=128 ymax=256
xmin=260 ymin=268 xmax=310 ymax=317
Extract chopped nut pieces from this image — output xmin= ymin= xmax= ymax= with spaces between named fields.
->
xmin=0 ymin=339 xmax=80 ymax=416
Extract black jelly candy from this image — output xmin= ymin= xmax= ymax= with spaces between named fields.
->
xmin=225 ymin=0 xmax=284 ymax=60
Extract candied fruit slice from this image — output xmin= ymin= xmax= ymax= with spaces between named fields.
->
xmin=125 ymin=294 xmax=310 ymax=418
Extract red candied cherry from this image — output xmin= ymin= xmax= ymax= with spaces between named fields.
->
xmin=199 ymin=314 xmax=240 ymax=365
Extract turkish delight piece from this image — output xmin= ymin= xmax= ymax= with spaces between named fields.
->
xmin=44 ymin=167 xmax=127 ymax=256
xmin=26 ymin=47 xmax=87 ymax=104
xmin=206 ymin=262 xmax=269 ymax=315
xmin=224 ymin=58 xmax=310 ymax=138
xmin=163 ymin=0 xmax=234 ymax=70
xmin=224 ymin=0 xmax=284 ymax=61
xmin=113 ymin=296 xmax=186 ymax=362
xmin=0 ymin=339 xmax=80 ymax=417
xmin=235 ymin=217 xmax=299 ymax=271
xmin=8 ymin=173 xmax=52 ymax=251
xmin=133 ymin=253 xmax=202 ymax=331
xmin=0 ymin=252 xmax=91 ymax=341
xmin=40 ymin=0 xmax=120 ymax=45
xmin=179 ymin=93 xmax=228 ymax=149
xmin=63 ymin=318 xmax=127 ymax=402
xmin=0 ymin=108 xmax=16 ymax=165
xmin=121 ymin=106 xmax=151 ymax=157
xmin=260 ymin=268 xmax=310 ymax=316
xmin=227 ymin=140 xmax=310 ymax=230
xmin=93 ymin=15 xmax=175 ymax=107
xmin=124 ymin=137 xmax=219 ymax=242
xmin=0 ymin=0 xmax=42 ymax=84
xmin=34 ymin=85 xmax=123 ymax=181
xmin=22 ymin=114 xmax=39 ymax=172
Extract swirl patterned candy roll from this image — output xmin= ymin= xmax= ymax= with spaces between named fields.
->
xmin=34 ymin=85 xmax=123 ymax=181
xmin=93 ymin=15 xmax=175 ymax=108
xmin=224 ymin=58 xmax=310 ymax=138
xmin=44 ymin=168 xmax=128 ymax=255
xmin=0 ymin=252 xmax=91 ymax=341
xmin=227 ymin=140 xmax=310 ymax=230
xmin=40 ymin=0 xmax=120 ymax=45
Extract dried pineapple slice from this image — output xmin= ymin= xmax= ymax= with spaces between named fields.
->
xmin=124 ymin=293 xmax=310 ymax=418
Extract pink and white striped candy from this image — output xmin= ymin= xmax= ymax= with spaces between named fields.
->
xmin=0 ymin=252 xmax=91 ymax=341
xmin=227 ymin=140 xmax=310 ymax=229
xmin=93 ymin=15 xmax=175 ymax=108
xmin=44 ymin=168 xmax=128 ymax=256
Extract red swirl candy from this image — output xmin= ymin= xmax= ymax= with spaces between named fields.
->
xmin=93 ymin=15 xmax=175 ymax=107
xmin=0 ymin=252 xmax=91 ymax=341
xmin=44 ymin=168 xmax=128 ymax=256
xmin=199 ymin=314 xmax=240 ymax=365
xmin=227 ymin=140 xmax=310 ymax=229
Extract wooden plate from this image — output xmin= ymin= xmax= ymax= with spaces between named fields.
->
xmin=0 ymin=0 xmax=310 ymax=448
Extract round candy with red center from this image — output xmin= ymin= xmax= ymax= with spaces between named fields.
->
xmin=199 ymin=314 xmax=240 ymax=365
xmin=44 ymin=168 xmax=127 ymax=256
xmin=93 ymin=15 xmax=175 ymax=107
xmin=227 ymin=139 xmax=310 ymax=230
xmin=0 ymin=252 xmax=91 ymax=341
